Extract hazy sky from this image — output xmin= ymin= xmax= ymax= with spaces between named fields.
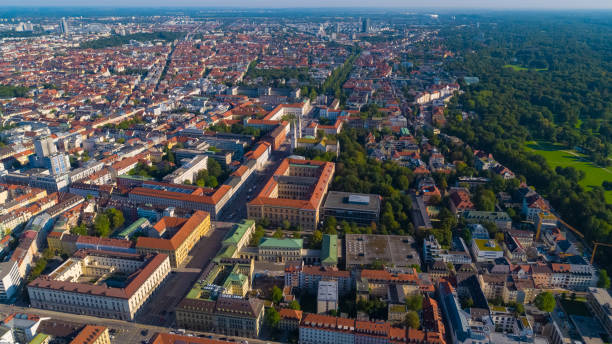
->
xmin=3 ymin=0 xmax=612 ymax=9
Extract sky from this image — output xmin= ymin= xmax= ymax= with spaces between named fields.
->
xmin=2 ymin=0 xmax=612 ymax=9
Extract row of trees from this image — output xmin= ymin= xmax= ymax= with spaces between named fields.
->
xmin=80 ymin=31 xmax=185 ymax=49
xmin=0 ymin=85 xmax=29 ymax=98
xmin=208 ymin=123 xmax=262 ymax=138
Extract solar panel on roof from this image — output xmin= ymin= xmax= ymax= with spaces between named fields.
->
xmin=348 ymin=194 xmax=369 ymax=205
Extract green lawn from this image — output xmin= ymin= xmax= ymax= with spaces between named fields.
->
xmin=524 ymin=141 xmax=612 ymax=203
xmin=503 ymin=64 xmax=548 ymax=72
xmin=503 ymin=64 xmax=528 ymax=71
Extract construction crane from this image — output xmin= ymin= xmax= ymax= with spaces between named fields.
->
xmin=556 ymin=216 xmax=585 ymax=239
xmin=590 ymin=241 xmax=612 ymax=265
xmin=535 ymin=211 xmax=584 ymax=242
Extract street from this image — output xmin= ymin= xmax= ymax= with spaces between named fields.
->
xmin=137 ymin=224 xmax=230 ymax=327
xmin=0 ymin=303 xmax=279 ymax=344
xmin=220 ymin=145 xmax=289 ymax=222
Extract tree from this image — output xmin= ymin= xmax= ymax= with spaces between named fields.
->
xmin=271 ymin=286 xmax=283 ymax=304
xmin=494 ymin=232 xmax=505 ymax=243
xmin=474 ymin=187 xmax=496 ymax=211
xmin=535 ymin=292 xmax=556 ymax=312
xmin=514 ymin=302 xmax=525 ymax=315
xmin=405 ymin=311 xmax=420 ymax=329
xmin=250 ymin=225 xmax=265 ymax=246
xmin=311 ymin=230 xmax=323 ymax=249
xmin=462 ymin=228 xmax=472 ymax=243
xmin=598 ymin=270 xmax=611 ymax=288
xmin=93 ymin=214 xmax=111 ymax=237
xmin=460 ymin=295 xmax=474 ymax=309
xmin=406 ymin=294 xmax=424 ymax=312
xmin=324 ymin=216 xmax=337 ymax=234
xmin=265 ymin=307 xmax=280 ymax=328
xmin=282 ymin=220 xmax=291 ymax=230
xmin=289 ymin=300 xmax=301 ymax=310
xmin=273 ymin=229 xmax=284 ymax=239
xmin=105 ymin=208 xmax=124 ymax=230
xmin=71 ymin=223 xmax=88 ymax=236
xmin=207 ymin=158 xmax=223 ymax=179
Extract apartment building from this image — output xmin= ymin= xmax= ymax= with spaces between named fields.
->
xmin=285 ymin=264 xmax=353 ymax=296
xmin=299 ymin=313 xmax=445 ymax=344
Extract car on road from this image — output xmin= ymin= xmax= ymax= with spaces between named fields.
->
xmin=141 ymin=330 xmax=148 ymax=336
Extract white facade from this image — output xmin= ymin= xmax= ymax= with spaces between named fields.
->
xmin=299 ymin=326 xmax=354 ymax=344
xmin=28 ymin=251 xmax=170 ymax=321
xmin=0 ymin=261 xmax=21 ymax=300
xmin=163 ymin=155 xmax=208 ymax=184
xmin=317 ymin=280 xmax=338 ymax=314
xmin=471 ymin=239 xmax=504 ymax=262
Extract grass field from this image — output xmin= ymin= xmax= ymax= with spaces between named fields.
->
xmin=524 ymin=141 xmax=612 ymax=203
xmin=503 ymin=64 xmax=548 ymax=72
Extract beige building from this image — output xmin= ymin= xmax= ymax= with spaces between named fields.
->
xmin=176 ymin=296 xmax=264 ymax=338
xmin=28 ymin=250 xmax=170 ymax=321
xmin=69 ymin=325 xmax=111 ymax=344
xmin=136 ymin=210 xmax=211 ymax=267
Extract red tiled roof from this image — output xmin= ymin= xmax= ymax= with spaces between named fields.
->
xmin=136 ymin=211 xmax=209 ymax=251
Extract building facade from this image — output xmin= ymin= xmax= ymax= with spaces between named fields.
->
xmin=28 ymin=250 xmax=170 ymax=321
xmin=136 ymin=211 xmax=211 ymax=268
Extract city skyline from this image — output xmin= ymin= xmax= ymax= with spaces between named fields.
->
xmin=2 ymin=0 xmax=612 ymax=9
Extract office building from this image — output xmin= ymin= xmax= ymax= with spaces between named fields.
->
xmin=163 ymin=155 xmax=208 ymax=184
xmin=60 ymin=17 xmax=70 ymax=35
xmin=471 ymin=239 xmax=504 ymax=262
xmin=322 ymin=191 xmax=381 ymax=226
xmin=423 ymin=235 xmax=472 ymax=264
xmin=34 ymin=137 xmax=56 ymax=161
xmin=46 ymin=153 xmax=71 ymax=176
xmin=0 ymin=261 xmax=21 ymax=300
xmin=361 ymin=18 xmax=371 ymax=33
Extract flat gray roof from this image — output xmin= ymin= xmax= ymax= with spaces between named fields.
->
xmin=345 ymin=234 xmax=420 ymax=268
xmin=323 ymin=191 xmax=381 ymax=212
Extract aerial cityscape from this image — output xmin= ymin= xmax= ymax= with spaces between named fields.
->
xmin=0 ymin=4 xmax=610 ymax=344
